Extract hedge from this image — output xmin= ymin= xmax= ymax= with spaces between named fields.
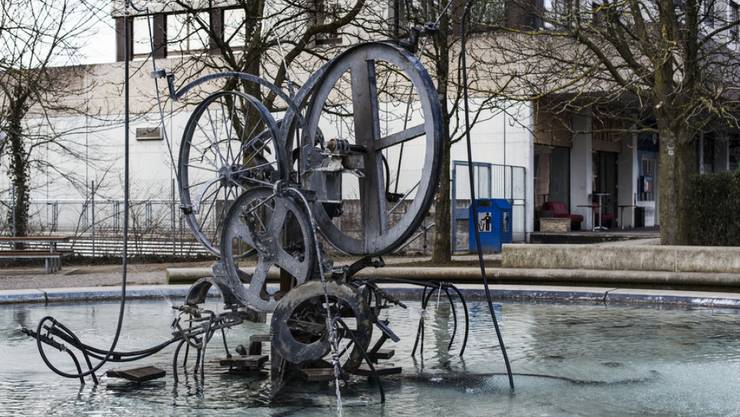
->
xmin=689 ymin=170 xmax=740 ymax=246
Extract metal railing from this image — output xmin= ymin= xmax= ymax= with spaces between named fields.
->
xmin=451 ymin=161 xmax=528 ymax=252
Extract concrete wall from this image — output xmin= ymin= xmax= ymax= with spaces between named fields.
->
xmin=0 ymin=96 xmax=536 ymax=243
xmin=503 ymin=243 xmax=740 ymax=273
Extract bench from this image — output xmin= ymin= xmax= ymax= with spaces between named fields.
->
xmin=0 ymin=250 xmax=72 ymax=273
xmin=0 ymin=236 xmax=72 ymax=273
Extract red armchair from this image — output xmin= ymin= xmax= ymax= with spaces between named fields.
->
xmin=541 ymin=201 xmax=583 ymax=230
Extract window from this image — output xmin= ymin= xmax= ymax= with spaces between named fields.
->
xmin=167 ymin=12 xmax=210 ymax=54
xmin=470 ymin=0 xmax=504 ymax=28
xmin=389 ymin=0 xmax=410 ymax=36
xmin=543 ymin=0 xmax=555 ymax=29
xmin=224 ymin=8 xmax=246 ymax=47
xmin=731 ymin=2 xmax=739 ymax=42
xmin=638 ymin=157 xmax=656 ymax=202
xmin=133 ymin=16 xmax=152 ymax=56
xmin=704 ymin=0 xmax=715 ymax=27
xmin=312 ymin=1 xmax=342 ymax=46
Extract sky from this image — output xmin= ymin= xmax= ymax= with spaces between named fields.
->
xmin=80 ymin=11 xmax=116 ymax=64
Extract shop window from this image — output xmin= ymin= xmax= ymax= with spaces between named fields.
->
xmin=638 ymin=156 xmax=656 ymax=202
xmin=534 ymin=145 xmax=570 ymax=208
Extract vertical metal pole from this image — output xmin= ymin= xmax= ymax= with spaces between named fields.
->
xmin=52 ymin=202 xmax=58 ymax=232
xmin=450 ymin=161 xmax=457 ymax=253
xmin=171 ymin=178 xmax=176 ymax=255
xmin=510 ymin=166 xmax=513 ymax=202
xmin=523 ymin=167 xmax=528 ymax=242
xmin=11 ymin=188 xmax=16 ymax=236
xmin=91 ymin=180 xmax=96 ymax=257
xmin=460 ymin=0 xmax=514 ymax=390
xmin=504 ymin=112 xmax=509 ymax=200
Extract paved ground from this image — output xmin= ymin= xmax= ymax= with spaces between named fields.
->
xmin=0 ymin=261 xmax=206 ymax=290
xmin=0 ymin=255 xmax=502 ymax=291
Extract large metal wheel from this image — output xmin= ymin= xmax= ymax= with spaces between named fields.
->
xmin=178 ymin=90 xmax=285 ymax=256
xmin=271 ymin=280 xmax=372 ymax=372
xmin=302 ymin=42 xmax=443 ymax=256
xmin=220 ymin=187 xmax=315 ymax=312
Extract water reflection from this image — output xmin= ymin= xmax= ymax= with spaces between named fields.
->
xmin=1 ymin=299 xmax=740 ymax=416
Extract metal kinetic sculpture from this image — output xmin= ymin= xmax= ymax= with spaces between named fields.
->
xmin=22 ymin=7 xmax=484 ymax=404
xmin=171 ymin=40 xmax=464 ymax=398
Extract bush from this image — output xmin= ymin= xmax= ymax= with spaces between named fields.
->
xmin=689 ymin=170 xmax=740 ymax=245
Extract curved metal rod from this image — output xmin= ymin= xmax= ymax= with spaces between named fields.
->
xmin=193 ymin=348 xmax=202 ymax=377
xmin=172 ymin=339 xmax=186 ymax=383
xmin=174 ymin=72 xmax=299 ymax=117
xmin=417 ymin=285 xmax=442 ymax=357
xmin=67 ymin=351 xmax=85 ymax=385
xmin=447 ymin=284 xmax=470 ymax=357
xmin=336 ymin=318 xmax=385 ymax=404
xmin=411 ymin=286 xmax=430 ymax=357
xmin=221 ymin=328 xmax=231 ymax=357
xmin=443 ymin=287 xmax=458 ymax=353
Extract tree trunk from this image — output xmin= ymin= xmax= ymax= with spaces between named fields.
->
xmin=7 ymin=115 xmax=29 ymax=239
xmin=431 ymin=136 xmax=452 ymax=263
xmin=657 ymin=124 xmax=696 ymax=245
xmin=431 ymin=15 xmax=452 ymax=264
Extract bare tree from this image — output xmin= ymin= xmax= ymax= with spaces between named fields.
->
xmin=484 ymin=0 xmax=740 ymax=244
xmin=157 ymin=0 xmax=369 ymax=113
xmin=0 ymin=0 xmax=103 ymax=238
xmin=389 ymin=1 xmax=511 ymax=262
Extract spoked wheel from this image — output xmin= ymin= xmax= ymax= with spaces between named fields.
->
xmin=271 ymin=281 xmax=372 ymax=373
xmin=220 ymin=187 xmax=315 ymax=312
xmin=178 ymin=90 xmax=286 ymax=256
xmin=302 ymin=42 xmax=443 ymax=256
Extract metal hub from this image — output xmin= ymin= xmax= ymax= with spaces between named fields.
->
xmin=271 ymin=280 xmax=372 ymax=371
xmin=220 ymin=187 xmax=315 ymax=312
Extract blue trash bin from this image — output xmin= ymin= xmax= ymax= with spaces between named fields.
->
xmin=469 ymin=199 xmax=513 ymax=253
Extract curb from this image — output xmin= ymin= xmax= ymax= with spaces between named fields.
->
xmin=166 ymin=266 xmax=740 ymax=287
xmin=2 ymin=284 xmax=740 ymax=309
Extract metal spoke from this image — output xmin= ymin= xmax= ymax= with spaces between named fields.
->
xmin=351 ymin=58 xmax=387 ymax=243
xmin=205 ymin=108 xmax=228 ymax=165
xmin=376 ymin=124 xmax=425 ymax=150
xmin=276 ymin=248 xmax=305 ymax=280
xmin=195 ymin=179 xmax=222 ymax=210
xmin=189 ymin=136 xmax=221 ymax=170
xmin=249 ymin=258 xmax=273 ymax=300
xmin=389 ymin=180 xmax=420 ymax=214
xmin=394 ymin=87 xmax=416 ymax=194
xmin=231 ymin=160 xmax=277 ymax=174
xmin=197 ymin=185 xmax=222 ymax=228
xmin=185 ymin=163 xmax=218 ymax=173
xmin=194 ymin=125 xmax=224 ymax=169
xmin=219 ymin=98 xmax=236 ymax=163
xmin=269 ymin=200 xmax=289 ymax=233
xmin=185 ymin=177 xmax=216 ymax=190
xmin=236 ymin=123 xmax=263 ymax=164
xmin=243 ymin=135 xmax=274 ymax=167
